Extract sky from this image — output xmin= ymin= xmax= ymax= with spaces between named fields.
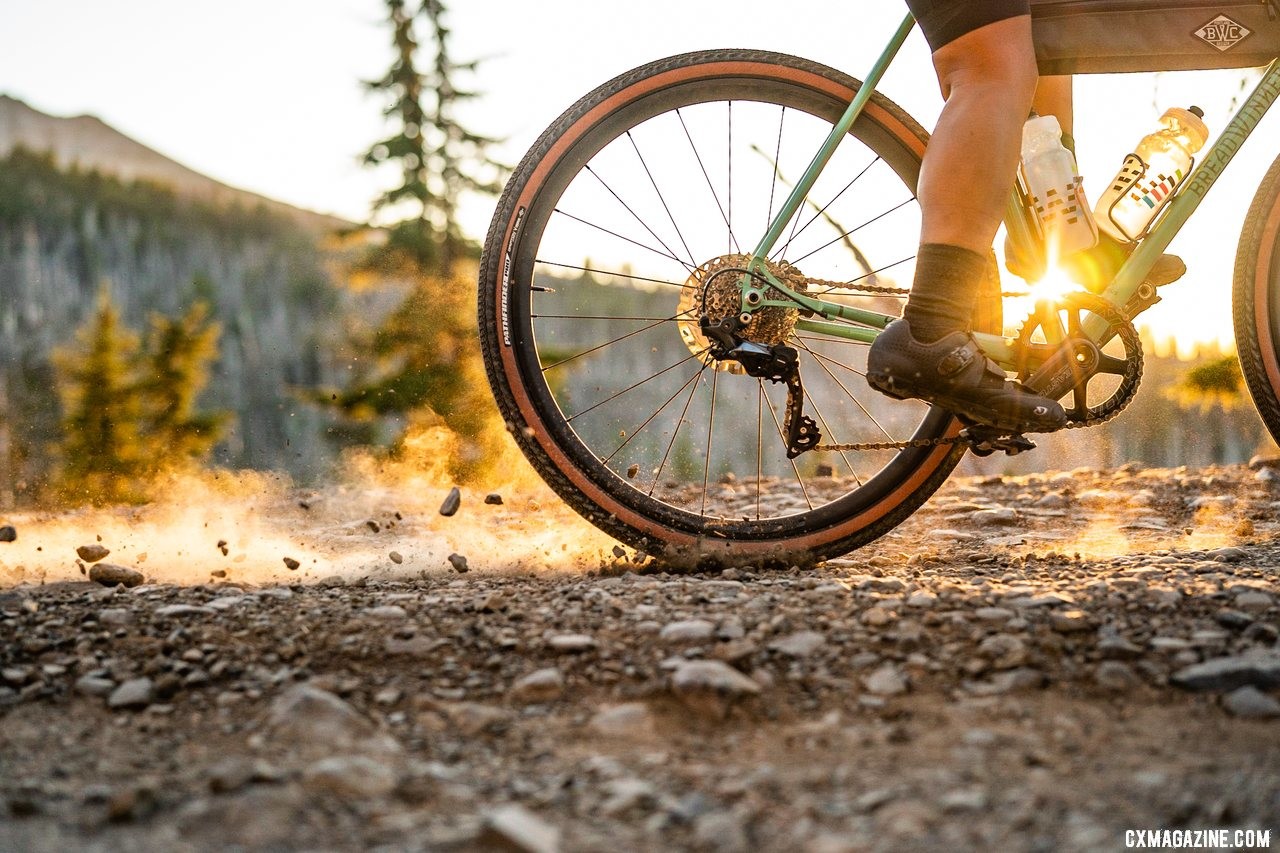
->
xmin=2 ymin=0 xmax=1280 ymax=353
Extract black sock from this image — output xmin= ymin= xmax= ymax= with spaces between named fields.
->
xmin=902 ymin=243 xmax=985 ymax=343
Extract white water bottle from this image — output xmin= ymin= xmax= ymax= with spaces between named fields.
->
xmin=1094 ymin=106 xmax=1209 ymax=242
xmin=1021 ymin=114 xmax=1098 ymax=258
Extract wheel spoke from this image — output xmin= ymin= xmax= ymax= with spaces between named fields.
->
xmin=541 ymin=311 xmax=693 ymax=372
xmin=756 ymin=381 xmax=764 ymax=522
xmin=567 ymin=350 xmax=705 ymax=423
xmin=648 ymin=363 xmax=711 ymax=496
xmin=676 ymin=108 xmax=738 ymax=255
xmin=586 ymin=163 xmax=696 ymax=271
xmin=700 ymin=370 xmax=720 ymax=517
xmin=607 ymin=362 xmax=708 ymax=466
xmin=764 ymin=390 xmax=814 ymax=511
xmin=766 ymin=107 xmax=786 ymax=235
xmin=625 ymin=133 xmax=698 ymax=268
xmin=534 ymin=259 xmax=692 ymax=290
xmin=788 ymin=198 xmax=916 ymax=266
xmin=802 ymin=345 xmax=897 ymax=441
xmin=774 ymin=157 xmax=880 ymax=261
xmin=553 ymin=209 xmax=694 ymax=272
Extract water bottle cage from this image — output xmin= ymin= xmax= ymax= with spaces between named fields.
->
xmin=1104 ymin=152 xmax=1195 ymax=244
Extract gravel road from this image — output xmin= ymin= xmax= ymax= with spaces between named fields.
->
xmin=2 ymin=461 xmax=1279 ymax=851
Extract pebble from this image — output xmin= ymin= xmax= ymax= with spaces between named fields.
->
xmin=0 ymin=525 xmax=15 ymax=542
xmin=670 ymin=660 xmax=760 ymax=720
xmin=1235 ymin=591 xmax=1274 ymax=613
xmin=1171 ymin=654 xmax=1280 ymax=692
xmin=107 ymin=678 xmax=154 ymax=710
xmin=439 ymin=487 xmax=462 ymax=517
xmin=98 ymin=608 xmax=133 ymax=626
xmin=389 ymin=551 xmax=404 ymax=564
xmin=76 ymin=544 xmax=110 ymax=563
xmin=1095 ymin=661 xmax=1139 ymax=692
xmin=509 ymin=668 xmax=564 ymax=704
xmin=973 ymin=607 xmax=1015 ymax=623
xmin=692 ymin=810 xmax=749 ymax=853
xmin=659 ymin=619 xmax=715 ymax=643
xmin=589 ymin=703 xmax=655 ymax=739
xmin=1223 ymin=686 xmax=1280 ymax=719
xmin=154 ymin=604 xmax=215 ymax=618
xmin=364 ymin=605 xmax=408 ymax=621
xmin=74 ymin=675 xmax=115 ymax=697
xmin=479 ymin=804 xmax=561 ymax=853
xmin=484 ymin=493 xmax=504 ymax=505
xmin=88 ymin=564 xmax=144 ymax=588
xmin=1050 ymin=610 xmax=1092 ymax=633
xmin=862 ymin=664 xmax=908 ymax=696
xmin=282 ymin=557 xmax=300 ymax=571
xmin=861 ymin=606 xmax=894 ymax=627
xmin=302 ymin=755 xmax=398 ymax=799
xmin=448 ymin=553 xmax=469 ymax=573
xmin=963 ymin=668 xmax=1045 ymax=696
xmin=548 ymin=634 xmax=596 ymax=653
xmin=266 ymin=685 xmax=400 ymax=760
xmin=978 ymin=634 xmax=1027 ymax=670
xmin=768 ymin=630 xmax=826 ymax=657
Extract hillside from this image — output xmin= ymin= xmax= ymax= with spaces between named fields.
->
xmin=0 ymin=95 xmax=348 ymax=235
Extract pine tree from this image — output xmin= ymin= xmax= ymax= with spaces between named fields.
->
xmin=52 ymin=292 xmax=147 ymax=504
xmin=52 ymin=293 xmax=228 ymax=505
xmin=137 ymin=302 xmax=228 ymax=471
xmin=362 ymin=0 xmax=503 ymax=270
xmin=327 ymin=0 xmax=507 ymax=478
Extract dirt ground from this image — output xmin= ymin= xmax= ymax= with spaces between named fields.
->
xmin=2 ymin=461 xmax=1279 ymax=852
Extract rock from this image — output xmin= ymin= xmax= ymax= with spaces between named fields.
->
xmin=1216 ymin=609 xmax=1255 ymax=630
xmin=266 ymin=685 xmax=400 ymax=760
xmin=88 ymin=564 xmax=143 ymax=588
xmin=1050 ymin=610 xmax=1092 ymax=633
xmin=1098 ymin=637 xmax=1143 ymax=659
xmin=973 ymin=607 xmax=1015 ymax=623
xmin=767 ymin=630 xmax=826 ymax=657
xmin=962 ymin=668 xmax=1045 ymax=696
xmin=208 ymin=758 xmax=279 ymax=794
xmin=76 ymin=544 xmax=110 ymax=563
xmin=177 ymin=785 xmax=306 ymax=847
xmin=282 ymin=557 xmax=300 ymax=571
xmin=302 ymin=755 xmax=398 ymax=800
xmin=448 ymin=553 xmax=469 ymax=573
xmin=939 ymin=787 xmax=987 ymax=812
xmin=660 ymin=619 xmax=716 ymax=643
xmin=0 ymin=525 xmax=15 ymax=542
xmin=599 ymin=778 xmax=655 ymax=816
xmin=389 ymin=551 xmax=404 ymax=565
xmin=1223 ymin=686 xmax=1280 ymax=719
xmin=440 ymin=487 xmax=462 ymax=517
xmin=1171 ymin=653 xmax=1280 ymax=692
xmin=479 ymin=804 xmax=561 ymax=853
xmin=971 ymin=508 xmax=1018 ymax=526
xmin=692 ymin=810 xmax=749 ymax=853
xmin=977 ymin=634 xmax=1027 ymax=670
xmin=75 ymin=675 xmax=115 ymax=697
xmin=547 ymin=634 xmax=596 ymax=653
xmin=154 ymin=604 xmax=215 ymax=618
xmin=485 ymin=493 xmax=504 ymax=505
xmin=863 ymin=664 xmax=908 ymax=696
xmin=97 ymin=608 xmax=133 ymax=626
xmin=671 ymin=660 xmax=760 ymax=720
xmin=438 ymin=702 xmax=509 ymax=737
xmin=589 ymin=703 xmax=655 ymax=739
xmin=1095 ymin=661 xmax=1139 ymax=692
xmin=107 ymin=678 xmax=154 ymax=710
xmin=1235 ymin=591 xmax=1274 ymax=613
xmin=1206 ymin=546 xmax=1248 ymax=563
xmin=509 ymin=668 xmax=564 ymax=704
xmin=364 ymin=605 xmax=408 ymax=621
xmin=861 ymin=606 xmax=894 ymax=627
xmin=906 ymin=591 xmax=937 ymax=608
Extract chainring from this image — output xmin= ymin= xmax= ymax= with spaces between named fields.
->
xmin=1015 ymin=291 xmax=1143 ymax=425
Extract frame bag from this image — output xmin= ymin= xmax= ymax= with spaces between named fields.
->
xmin=1031 ymin=1 xmax=1280 ymax=74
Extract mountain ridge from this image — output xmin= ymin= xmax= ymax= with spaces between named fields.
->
xmin=0 ymin=94 xmax=350 ymax=234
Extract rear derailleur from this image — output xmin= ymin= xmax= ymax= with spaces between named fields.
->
xmin=701 ymin=316 xmax=819 ymax=458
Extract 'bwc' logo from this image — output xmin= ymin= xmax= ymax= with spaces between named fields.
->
xmin=1195 ymin=15 xmax=1252 ymax=51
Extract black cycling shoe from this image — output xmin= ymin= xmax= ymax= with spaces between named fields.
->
xmin=866 ymin=320 xmax=1067 ymax=434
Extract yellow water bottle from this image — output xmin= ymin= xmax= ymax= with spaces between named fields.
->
xmin=1094 ymin=106 xmax=1209 ymax=243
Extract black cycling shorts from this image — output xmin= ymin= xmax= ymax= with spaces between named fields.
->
xmin=905 ymin=0 xmax=1031 ymax=52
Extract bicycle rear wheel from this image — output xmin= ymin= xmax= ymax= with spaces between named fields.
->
xmin=478 ymin=49 xmax=999 ymax=566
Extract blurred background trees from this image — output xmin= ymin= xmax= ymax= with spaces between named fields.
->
xmin=324 ymin=0 xmax=507 ymax=479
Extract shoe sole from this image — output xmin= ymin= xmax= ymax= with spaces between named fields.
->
xmin=866 ymin=371 xmax=1065 ymax=435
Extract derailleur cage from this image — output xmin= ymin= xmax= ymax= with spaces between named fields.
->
xmin=699 ymin=317 xmax=820 ymax=458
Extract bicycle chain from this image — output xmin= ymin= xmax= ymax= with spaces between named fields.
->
xmin=795 ymin=277 xmax=1139 ymax=454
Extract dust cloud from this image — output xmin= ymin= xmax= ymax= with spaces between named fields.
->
xmin=0 ymin=426 xmax=619 ymax=588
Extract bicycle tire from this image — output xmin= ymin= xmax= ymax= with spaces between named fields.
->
xmin=1234 ymin=152 xmax=1280 ymax=445
xmin=478 ymin=49 xmax=998 ymax=567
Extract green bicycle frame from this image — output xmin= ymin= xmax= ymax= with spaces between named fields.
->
xmin=738 ymin=11 xmax=1280 ymax=369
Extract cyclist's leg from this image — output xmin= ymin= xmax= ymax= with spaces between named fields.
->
xmin=867 ymin=3 xmax=1066 ymax=434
